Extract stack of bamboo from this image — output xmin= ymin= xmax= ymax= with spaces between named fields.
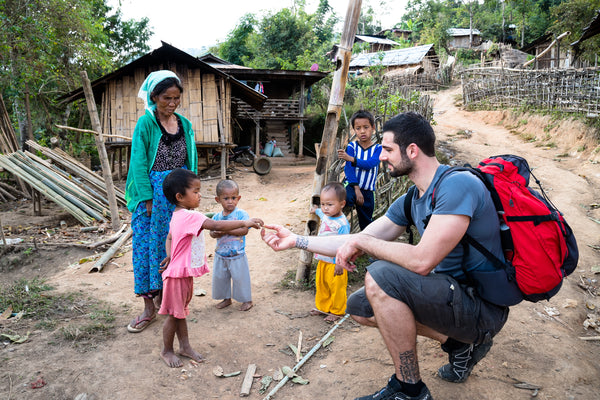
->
xmin=0 ymin=144 xmax=126 ymax=226
xmin=0 ymin=94 xmax=19 ymax=155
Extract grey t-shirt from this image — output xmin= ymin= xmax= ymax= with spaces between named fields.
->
xmin=385 ymin=165 xmax=503 ymax=280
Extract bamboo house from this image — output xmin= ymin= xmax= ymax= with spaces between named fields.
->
xmin=60 ymin=42 xmax=266 ymax=176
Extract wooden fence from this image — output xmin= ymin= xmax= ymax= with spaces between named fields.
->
xmin=329 ymin=90 xmax=433 ymax=232
xmin=461 ymin=67 xmax=600 ymax=116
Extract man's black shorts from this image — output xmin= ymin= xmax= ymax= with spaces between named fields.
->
xmin=346 ymin=260 xmax=509 ymax=344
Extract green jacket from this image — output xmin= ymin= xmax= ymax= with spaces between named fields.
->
xmin=125 ymin=110 xmax=198 ymax=212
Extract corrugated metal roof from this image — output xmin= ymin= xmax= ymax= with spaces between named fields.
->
xmin=355 ymin=35 xmax=399 ymax=46
xmin=447 ymin=28 xmax=481 ymax=37
xmin=349 ymin=44 xmax=434 ymax=68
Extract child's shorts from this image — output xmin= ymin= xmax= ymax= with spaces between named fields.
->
xmin=159 ymin=277 xmax=193 ymax=319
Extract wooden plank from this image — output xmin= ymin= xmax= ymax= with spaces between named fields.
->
xmin=135 ymin=68 xmax=146 ymax=120
xmin=202 ymin=73 xmax=218 ymax=142
xmin=222 ymin=79 xmax=231 ymax=143
xmin=239 ymin=363 xmax=256 ymax=397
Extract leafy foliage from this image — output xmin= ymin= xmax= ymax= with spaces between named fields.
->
xmin=400 ymin=0 xmax=576 ymax=54
xmin=0 ymin=0 xmax=152 ymax=151
xmin=215 ymin=0 xmax=338 ymax=70
xmin=549 ymin=0 xmax=600 ymax=65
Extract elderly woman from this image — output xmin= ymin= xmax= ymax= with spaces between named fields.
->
xmin=125 ymin=70 xmax=197 ymax=333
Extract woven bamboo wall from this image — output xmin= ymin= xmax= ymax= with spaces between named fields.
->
xmin=461 ymin=67 xmax=600 ymax=116
xmin=101 ymin=66 xmax=232 ymax=144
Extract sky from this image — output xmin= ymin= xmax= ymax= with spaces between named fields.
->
xmin=109 ymin=0 xmax=409 ymax=52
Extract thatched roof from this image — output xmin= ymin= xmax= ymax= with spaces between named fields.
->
xmin=198 ymin=53 xmax=328 ymax=87
xmin=60 ymin=42 xmax=266 ymax=110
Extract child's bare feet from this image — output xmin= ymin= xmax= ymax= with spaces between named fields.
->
xmin=178 ymin=345 xmax=205 ymax=363
xmin=161 ymin=350 xmax=183 ymax=368
xmin=215 ymin=299 xmax=232 ymax=309
xmin=309 ymin=308 xmax=323 ymax=316
xmin=239 ymin=301 xmax=253 ymax=311
xmin=324 ymin=314 xmax=341 ymax=322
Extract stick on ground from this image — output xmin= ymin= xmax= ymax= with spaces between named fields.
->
xmin=263 ymin=314 xmax=349 ymax=400
xmin=240 ymin=363 xmax=257 ymax=397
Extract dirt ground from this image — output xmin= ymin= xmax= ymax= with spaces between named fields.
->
xmin=1 ymin=85 xmax=600 ymax=400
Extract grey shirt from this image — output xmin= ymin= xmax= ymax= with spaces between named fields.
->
xmin=386 ymin=165 xmax=503 ymax=280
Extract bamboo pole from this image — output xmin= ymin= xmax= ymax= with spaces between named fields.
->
xmin=55 ymin=124 xmax=131 ymax=141
xmin=0 ymin=215 xmax=6 ymax=246
xmin=295 ymin=0 xmax=362 ymax=282
xmin=523 ymin=32 xmax=570 ymax=67
xmin=10 ymin=152 xmax=105 ymax=221
xmin=0 ymin=154 xmax=94 ymax=225
xmin=89 ymin=226 xmax=132 ymax=273
xmin=80 ymin=70 xmax=121 ymax=231
xmin=263 ymin=314 xmax=350 ymax=400
xmin=15 ymin=151 xmax=108 ymax=216
xmin=26 ymin=140 xmax=126 ymax=204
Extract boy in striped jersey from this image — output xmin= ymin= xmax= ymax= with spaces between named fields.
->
xmin=338 ymin=110 xmax=382 ymax=230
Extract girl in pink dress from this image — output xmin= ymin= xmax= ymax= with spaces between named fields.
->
xmin=159 ymin=168 xmax=263 ymax=367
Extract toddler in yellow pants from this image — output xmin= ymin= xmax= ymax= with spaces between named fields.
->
xmin=310 ymin=182 xmax=350 ymax=322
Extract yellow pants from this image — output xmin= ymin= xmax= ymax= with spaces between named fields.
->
xmin=315 ymin=260 xmax=348 ymax=315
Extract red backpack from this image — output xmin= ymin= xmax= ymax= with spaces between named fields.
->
xmin=405 ymin=155 xmax=578 ymax=306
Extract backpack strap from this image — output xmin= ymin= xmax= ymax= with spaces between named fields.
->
xmin=403 ymin=185 xmax=417 ymax=245
xmin=430 ymin=166 xmax=514 ymax=284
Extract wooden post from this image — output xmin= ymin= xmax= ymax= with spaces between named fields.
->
xmin=80 ymin=70 xmax=122 ymax=231
xmin=295 ymin=0 xmax=362 ymax=282
xmin=216 ymin=77 xmax=227 ymax=180
xmin=0 ymin=215 xmax=6 ymax=246
xmin=298 ymin=79 xmax=305 ymax=158
xmin=255 ymin=117 xmax=260 ymax=156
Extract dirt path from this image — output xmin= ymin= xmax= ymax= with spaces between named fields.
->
xmin=1 ymin=85 xmax=599 ymax=400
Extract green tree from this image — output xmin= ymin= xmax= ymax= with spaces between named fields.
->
xmin=217 ymin=13 xmax=257 ymax=66
xmin=0 ymin=0 xmax=151 ymax=148
xmin=550 ymin=0 xmax=600 ymax=64
xmin=215 ymin=0 xmax=338 ymax=70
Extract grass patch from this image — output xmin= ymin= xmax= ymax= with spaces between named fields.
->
xmin=0 ymin=278 xmax=116 ymax=349
xmin=519 ymin=132 xmax=537 ymax=142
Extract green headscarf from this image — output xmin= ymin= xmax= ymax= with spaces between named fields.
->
xmin=137 ymin=70 xmax=181 ymax=111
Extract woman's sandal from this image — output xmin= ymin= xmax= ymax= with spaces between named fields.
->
xmin=127 ymin=314 xmax=156 ymax=333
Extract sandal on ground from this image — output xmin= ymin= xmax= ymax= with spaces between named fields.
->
xmin=127 ymin=314 xmax=156 ymax=333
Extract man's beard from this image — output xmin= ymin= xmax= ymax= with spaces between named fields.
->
xmin=387 ymin=156 xmax=413 ymax=178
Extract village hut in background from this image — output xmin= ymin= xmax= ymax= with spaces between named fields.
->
xmin=198 ymin=53 xmax=328 ymax=159
xmin=376 ymin=28 xmax=412 ymax=41
xmin=521 ymin=33 xmax=571 ymax=69
xmin=447 ymin=28 xmax=482 ymax=49
xmin=349 ymin=44 xmax=446 ymax=90
xmin=354 ymin=34 xmax=400 ymax=52
xmin=60 ymin=42 xmax=266 ymax=177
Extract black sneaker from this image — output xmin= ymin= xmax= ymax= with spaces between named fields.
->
xmin=354 ymin=375 xmax=433 ymax=400
xmin=437 ymin=340 xmax=493 ymax=383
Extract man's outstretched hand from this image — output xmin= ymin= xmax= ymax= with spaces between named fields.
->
xmin=261 ymin=224 xmax=297 ymax=251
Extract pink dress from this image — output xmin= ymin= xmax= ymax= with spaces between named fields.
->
xmin=159 ymin=209 xmax=210 ymax=318
xmin=164 ymin=209 xmax=210 ymax=278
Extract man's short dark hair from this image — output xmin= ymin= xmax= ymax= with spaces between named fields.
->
xmin=322 ymin=182 xmax=346 ymax=202
xmin=162 ymin=168 xmax=199 ymax=205
xmin=350 ymin=110 xmax=375 ymax=129
xmin=382 ymin=112 xmax=436 ymax=157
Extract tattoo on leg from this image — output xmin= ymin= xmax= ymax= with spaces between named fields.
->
xmin=397 ymin=350 xmax=420 ymax=383
xmin=296 ymin=236 xmax=308 ymax=250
